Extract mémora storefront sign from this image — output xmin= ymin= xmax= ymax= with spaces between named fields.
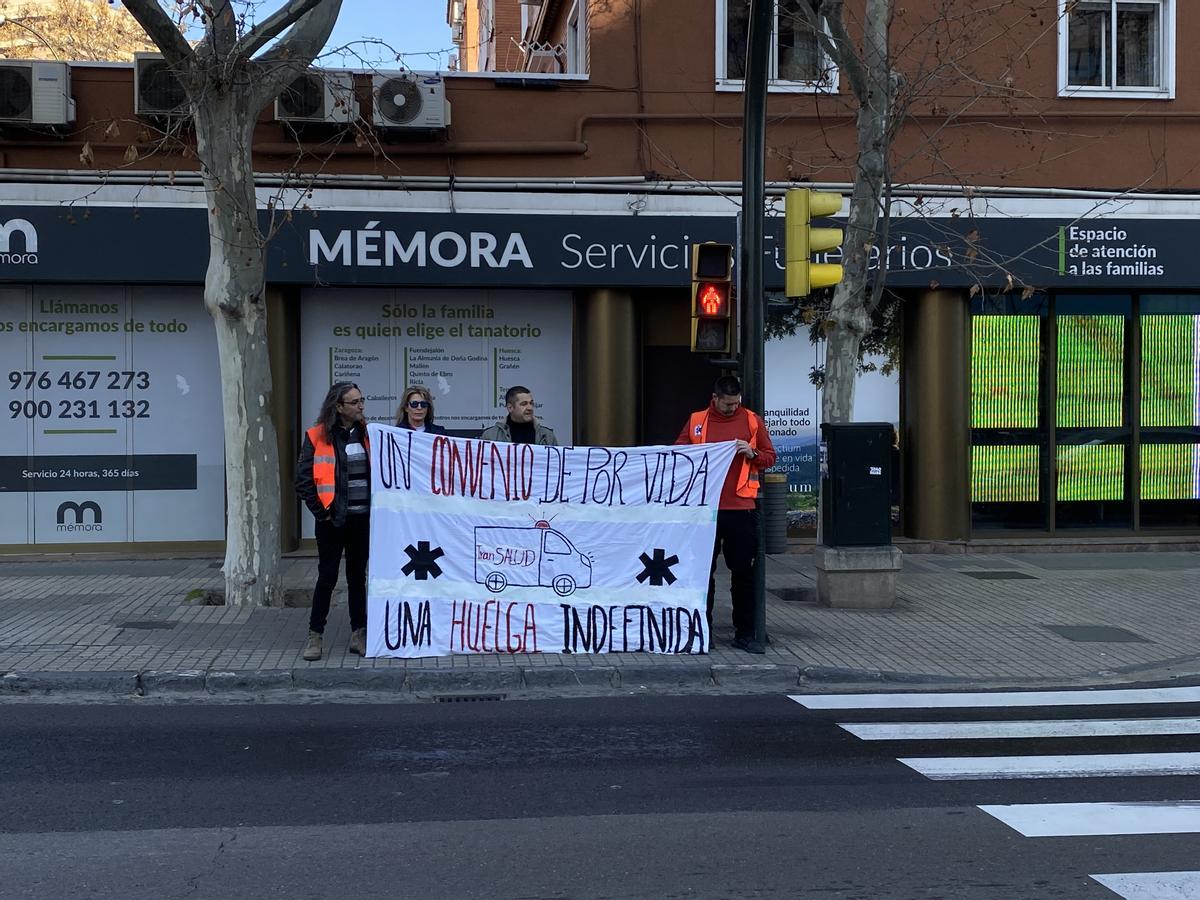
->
xmin=0 ymin=205 xmax=1187 ymax=290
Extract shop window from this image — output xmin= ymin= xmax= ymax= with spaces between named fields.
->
xmin=1054 ymin=296 xmax=1131 ymax=528
xmin=1139 ymin=296 xmax=1200 ymax=528
xmin=972 ymin=315 xmax=1040 ymax=429
xmin=970 ymin=310 xmax=1047 ymax=531
xmin=1059 ymin=0 xmax=1174 ymax=98
xmin=717 ymin=0 xmax=837 ymax=92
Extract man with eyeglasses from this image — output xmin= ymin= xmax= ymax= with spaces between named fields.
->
xmin=295 ymin=382 xmax=371 ymax=660
xmin=481 ymin=385 xmax=558 ymax=445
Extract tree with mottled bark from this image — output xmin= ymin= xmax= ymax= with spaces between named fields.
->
xmin=121 ymin=0 xmax=344 ymax=606
xmin=792 ymin=0 xmax=897 ymax=426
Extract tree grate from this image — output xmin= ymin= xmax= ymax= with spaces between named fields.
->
xmin=432 ymin=693 xmax=507 ymax=703
xmin=961 ymin=571 xmax=1037 ymax=580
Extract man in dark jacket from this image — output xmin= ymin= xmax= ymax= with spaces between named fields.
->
xmin=481 ymin=385 xmax=558 ymax=445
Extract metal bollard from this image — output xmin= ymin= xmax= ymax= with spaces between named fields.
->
xmin=762 ymin=472 xmax=789 ymax=555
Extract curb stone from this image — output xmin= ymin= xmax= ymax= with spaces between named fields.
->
xmin=139 ymin=670 xmax=207 ymax=694
xmin=292 ymin=667 xmax=408 ymax=692
xmin=712 ymin=664 xmax=802 ymax=688
xmin=405 ymin=668 xmax=524 ymax=696
xmin=614 ymin=665 xmax=715 ymax=690
xmin=204 ymin=669 xmax=293 ymax=693
xmin=0 ymin=670 xmax=139 ymax=695
xmin=520 ymin=667 xmax=620 ymax=690
xmin=799 ymin=665 xmax=974 ymax=685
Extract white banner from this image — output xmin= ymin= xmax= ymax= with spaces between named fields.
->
xmin=366 ymin=424 xmax=737 ymax=657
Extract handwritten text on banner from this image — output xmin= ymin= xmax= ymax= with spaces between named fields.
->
xmin=366 ymin=425 xmax=737 ymax=658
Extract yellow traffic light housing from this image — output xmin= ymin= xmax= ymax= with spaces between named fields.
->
xmin=785 ymin=188 xmax=845 ymax=298
xmin=690 ymin=242 xmax=734 ymax=353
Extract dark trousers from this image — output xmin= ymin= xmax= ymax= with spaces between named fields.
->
xmin=707 ymin=508 xmax=758 ymax=638
xmin=310 ymin=514 xmax=369 ymax=634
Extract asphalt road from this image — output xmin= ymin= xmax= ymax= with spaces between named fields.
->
xmin=1 ymin=692 xmax=1197 ymax=899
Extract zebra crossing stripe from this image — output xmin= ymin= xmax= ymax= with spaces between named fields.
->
xmin=898 ymin=752 xmax=1200 ymax=780
xmin=979 ymin=801 xmax=1200 ymax=837
xmin=789 ymin=686 xmax=1200 ymax=710
xmin=1090 ymin=871 xmax=1200 ymax=899
xmin=839 ymin=718 xmax=1200 ymax=741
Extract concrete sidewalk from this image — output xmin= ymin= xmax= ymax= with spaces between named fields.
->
xmin=1 ymin=548 xmax=1198 ymax=699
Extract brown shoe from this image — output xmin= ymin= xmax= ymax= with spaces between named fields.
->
xmin=302 ymin=630 xmax=323 ymax=661
xmin=348 ymin=627 xmax=367 ymax=656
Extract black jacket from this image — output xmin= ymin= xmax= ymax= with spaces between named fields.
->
xmin=396 ymin=420 xmax=448 ymax=435
xmin=295 ymin=422 xmax=368 ymax=527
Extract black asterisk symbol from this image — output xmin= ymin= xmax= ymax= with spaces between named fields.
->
xmin=401 ymin=541 xmax=445 ymax=580
xmin=636 ymin=548 xmax=679 ymax=586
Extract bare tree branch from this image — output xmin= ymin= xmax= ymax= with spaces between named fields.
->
xmin=248 ymin=0 xmax=344 ymax=112
xmin=122 ymin=0 xmax=196 ymax=69
xmin=235 ymin=0 xmax=332 ymax=60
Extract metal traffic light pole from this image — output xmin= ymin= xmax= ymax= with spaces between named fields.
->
xmin=739 ymin=0 xmax=772 ymax=654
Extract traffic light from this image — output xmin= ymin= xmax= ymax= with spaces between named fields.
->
xmin=690 ymin=242 xmax=734 ymax=353
xmin=785 ymin=188 xmax=845 ymax=298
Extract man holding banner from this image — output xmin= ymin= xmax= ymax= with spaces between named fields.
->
xmin=676 ymin=375 xmax=776 ymax=653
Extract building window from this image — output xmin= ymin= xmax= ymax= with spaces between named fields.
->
xmin=1059 ymin=0 xmax=1174 ymax=98
xmin=565 ymin=1 xmax=587 ymax=74
xmin=717 ymin=0 xmax=836 ymax=92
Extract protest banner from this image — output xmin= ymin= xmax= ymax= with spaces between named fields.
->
xmin=366 ymin=424 xmax=737 ymax=657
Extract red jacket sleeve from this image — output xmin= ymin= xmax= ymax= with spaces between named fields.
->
xmin=751 ymin=414 xmax=777 ymax=470
xmin=673 ymin=419 xmax=694 ymax=445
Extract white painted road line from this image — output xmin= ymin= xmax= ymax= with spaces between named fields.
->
xmin=979 ymin=801 xmax=1200 ymax=837
xmin=840 ymin=718 xmax=1200 ymax=741
xmin=898 ymin=752 xmax=1200 ymax=780
xmin=789 ymin=686 xmax=1200 ymax=710
xmin=1091 ymin=871 xmax=1200 ymax=899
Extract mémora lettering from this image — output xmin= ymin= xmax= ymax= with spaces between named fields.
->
xmin=309 ymin=223 xmax=533 ymax=269
xmin=560 ymin=604 xmax=706 ymax=654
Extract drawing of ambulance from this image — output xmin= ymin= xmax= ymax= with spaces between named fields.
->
xmin=474 ymin=520 xmax=593 ymax=597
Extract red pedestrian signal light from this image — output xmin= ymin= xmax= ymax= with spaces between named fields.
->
xmin=690 ymin=242 xmax=734 ymax=353
xmin=695 ymin=281 xmax=730 ymax=317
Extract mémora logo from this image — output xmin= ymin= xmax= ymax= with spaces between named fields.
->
xmin=0 ymin=218 xmax=38 ymax=265
xmin=308 ymin=221 xmax=533 ymax=270
xmin=56 ymin=500 xmax=102 ymax=533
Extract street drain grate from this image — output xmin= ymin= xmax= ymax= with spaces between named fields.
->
xmin=962 ymin=571 xmax=1038 ymax=580
xmin=1043 ymin=624 xmax=1153 ymax=643
xmin=116 ymin=620 xmax=177 ymax=630
xmin=433 ymin=693 xmax=507 ymax=703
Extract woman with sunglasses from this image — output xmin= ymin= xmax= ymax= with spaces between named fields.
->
xmin=295 ymin=382 xmax=371 ymax=661
xmin=395 ymin=385 xmax=447 ymax=435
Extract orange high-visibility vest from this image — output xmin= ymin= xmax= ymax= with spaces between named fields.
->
xmin=306 ymin=424 xmax=370 ymax=510
xmin=687 ymin=409 xmax=762 ymax=498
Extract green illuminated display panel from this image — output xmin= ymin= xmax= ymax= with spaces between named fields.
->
xmin=971 ymin=445 xmax=1039 ymax=502
xmin=1141 ymin=315 xmax=1200 ymax=428
xmin=1056 ymin=315 xmax=1125 ymax=427
xmin=1141 ymin=444 xmax=1200 ymax=501
xmin=971 ymin=316 xmax=1039 ymax=428
xmin=1056 ymin=444 xmax=1125 ymax=501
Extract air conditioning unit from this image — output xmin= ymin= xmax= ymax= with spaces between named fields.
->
xmin=0 ymin=61 xmax=75 ymax=126
xmin=134 ymin=52 xmax=188 ymax=117
xmin=275 ymin=70 xmax=356 ymax=125
xmin=372 ymin=73 xmax=449 ymax=131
